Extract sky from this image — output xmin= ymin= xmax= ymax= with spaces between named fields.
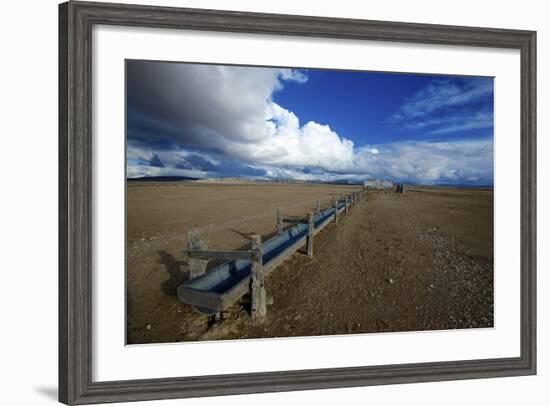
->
xmin=126 ymin=60 xmax=494 ymax=186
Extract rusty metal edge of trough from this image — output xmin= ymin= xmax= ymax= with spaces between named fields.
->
xmin=177 ymin=196 xmax=360 ymax=313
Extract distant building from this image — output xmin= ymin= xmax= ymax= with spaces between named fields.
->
xmin=363 ymin=179 xmax=394 ymax=190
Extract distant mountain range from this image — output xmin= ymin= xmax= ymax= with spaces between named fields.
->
xmin=426 ymin=183 xmax=494 ymax=189
xmin=127 ymin=176 xmax=493 ymax=189
xmin=127 ymin=175 xmax=199 ymax=182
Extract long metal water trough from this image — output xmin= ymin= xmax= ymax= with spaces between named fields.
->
xmin=178 ymin=201 xmax=348 ymax=315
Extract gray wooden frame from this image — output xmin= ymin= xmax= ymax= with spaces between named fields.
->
xmin=59 ymin=1 xmax=537 ymax=404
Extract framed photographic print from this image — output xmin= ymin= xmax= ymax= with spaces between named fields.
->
xmin=59 ymin=1 xmax=536 ymax=404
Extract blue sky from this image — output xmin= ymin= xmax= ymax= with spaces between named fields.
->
xmin=127 ymin=61 xmax=494 ymax=185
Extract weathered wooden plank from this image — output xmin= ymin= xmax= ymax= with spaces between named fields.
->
xmin=187 ymin=231 xmax=207 ymax=279
xmin=240 ymin=295 xmax=273 ymax=306
xmin=276 ymin=207 xmax=283 ymax=234
xmin=307 ymin=212 xmax=314 ymax=257
xmin=250 ymin=235 xmax=266 ymax=320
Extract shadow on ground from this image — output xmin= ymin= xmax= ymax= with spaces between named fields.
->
xmin=158 ymin=250 xmax=189 ymax=296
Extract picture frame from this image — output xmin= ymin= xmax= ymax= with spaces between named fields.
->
xmin=59 ymin=1 xmax=536 ymax=404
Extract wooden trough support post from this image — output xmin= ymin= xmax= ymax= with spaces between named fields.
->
xmin=187 ymin=230 xmax=207 ymax=279
xmin=345 ymin=196 xmax=349 ymax=214
xmin=250 ymin=234 xmax=266 ymax=320
xmin=333 ymin=197 xmax=338 ymax=224
xmin=276 ymin=207 xmax=284 ymax=234
xmin=307 ymin=212 xmax=314 ymax=258
xmin=316 ymin=199 xmax=321 ymax=214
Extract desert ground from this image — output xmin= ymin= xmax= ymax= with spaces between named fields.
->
xmin=126 ymin=181 xmax=493 ymax=344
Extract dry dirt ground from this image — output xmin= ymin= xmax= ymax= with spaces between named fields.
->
xmin=126 ymin=182 xmax=493 ymax=344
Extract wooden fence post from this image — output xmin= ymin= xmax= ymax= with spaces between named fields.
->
xmin=250 ymin=234 xmax=266 ymax=320
xmin=345 ymin=196 xmax=349 ymax=214
xmin=187 ymin=230 xmax=207 ymax=279
xmin=307 ymin=212 xmax=314 ymax=258
xmin=316 ymin=199 xmax=321 ymax=214
xmin=276 ymin=207 xmax=283 ymax=234
xmin=333 ymin=197 xmax=338 ymax=224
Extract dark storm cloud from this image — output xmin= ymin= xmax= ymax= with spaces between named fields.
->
xmin=181 ymin=153 xmax=267 ymax=178
xmin=136 ymin=153 xmax=165 ymax=168
xmin=149 ymin=154 xmax=164 ymax=168
xmin=126 ymin=60 xmax=305 ymax=152
xmin=183 ymin=154 xmax=218 ymax=172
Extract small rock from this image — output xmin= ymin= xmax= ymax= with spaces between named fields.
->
xmin=388 ymin=278 xmax=395 ymax=284
xmin=429 ymin=284 xmax=435 ymax=289
xmin=294 ymin=314 xmax=302 ymax=321
xmin=146 ymin=324 xmax=152 ymax=330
